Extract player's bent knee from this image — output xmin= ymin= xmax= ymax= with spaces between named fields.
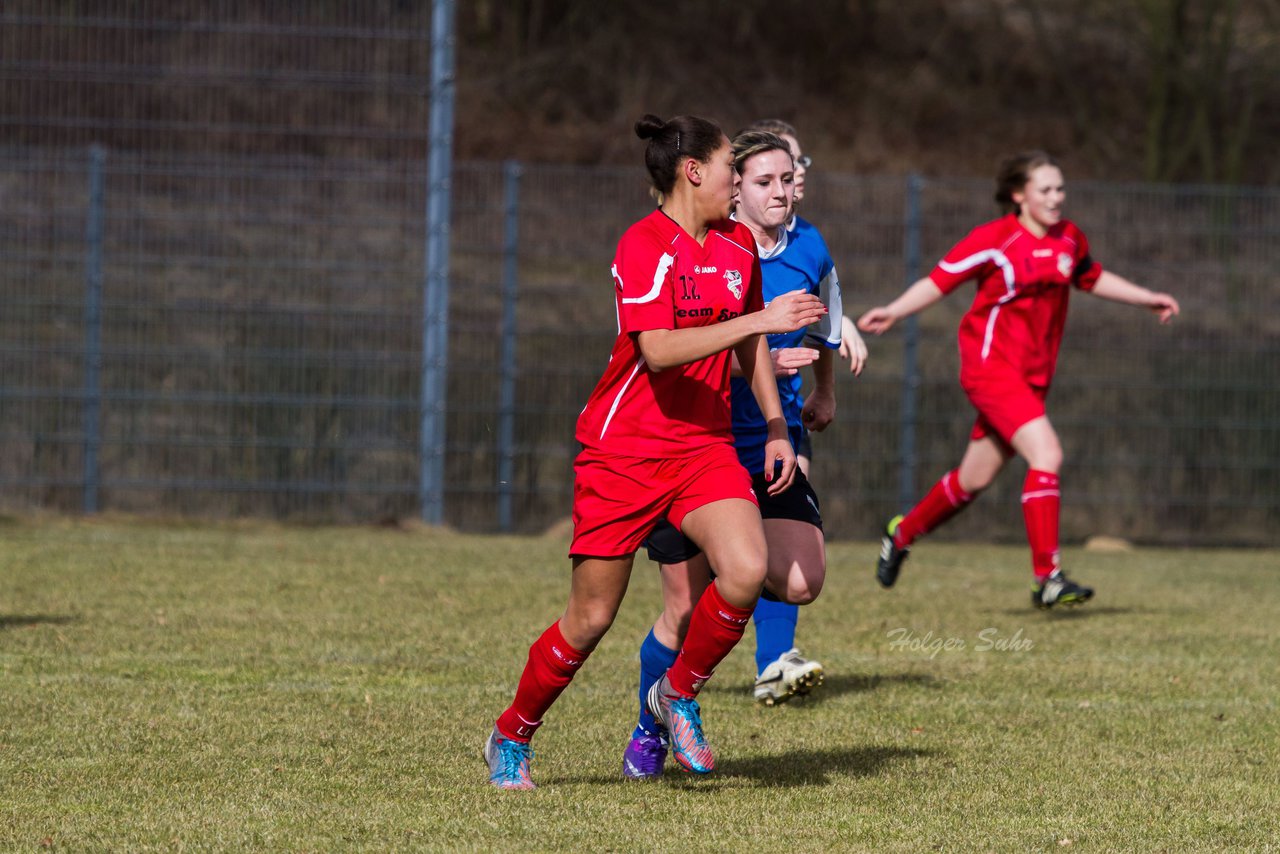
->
xmin=713 ymin=561 xmax=767 ymax=606
xmin=564 ymin=603 xmax=619 ymax=646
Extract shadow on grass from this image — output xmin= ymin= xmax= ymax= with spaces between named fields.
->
xmin=0 ymin=614 xmax=78 ymax=629
xmin=701 ymin=670 xmax=938 ymax=703
xmin=549 ymin=744 xmax=933 ymax=788
xmin=987 ymin=605 xmax=1145 ymax=619
xmin=813 ymin=670 xmax=939 ymax=700
xmin=717 ymin=744 xmax=934 ymax=786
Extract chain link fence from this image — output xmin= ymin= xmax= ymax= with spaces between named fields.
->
xmin=3 ymin=6 xmax=1278 ymax=544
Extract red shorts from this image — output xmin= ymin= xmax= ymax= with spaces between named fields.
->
xmin=570 ymin=443 xmax=757 ymax=558
xmin=961 ymin=370 xmax=1048 ymax=450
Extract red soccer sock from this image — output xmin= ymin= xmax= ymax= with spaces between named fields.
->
xmin=894 ymin=469 xmax=975 ymax=547
xmin=495 ymin=621 xmax=588 ymax=742
xmin=1022 ymin=469 xmax=1061 ymax=581
xmin=665 ymin=581 xmax=753 ymax=698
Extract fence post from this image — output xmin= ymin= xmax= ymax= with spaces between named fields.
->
xmin=82 ymin=145 xmax=106 ymax=514
xmin=899 ymin=173 xmax=923 ymax=513
xmin=420 ymin=0 xmax=456 ymax=524
xmin=497 ymin=160 xmax=522 ymax=532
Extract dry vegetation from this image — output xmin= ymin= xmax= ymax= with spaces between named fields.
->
xmin=458 ymin=0 xmax=1280 ymax=184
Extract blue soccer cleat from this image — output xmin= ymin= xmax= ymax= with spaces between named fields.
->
xmin=646 ymin=675 xmax=714 ymax=774
xmin=484 ymin=726 xmax=536 ymax=790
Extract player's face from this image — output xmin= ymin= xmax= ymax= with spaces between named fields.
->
xmin=1014 ymin=164 xmax=1065 ymax=234
xmin=734 ymin=148 xmax=795 ymax=234
xmin=698 ymin=136 xmax=739 ymax=221
xmin=780 ymin=133 xmax=806 ymax=203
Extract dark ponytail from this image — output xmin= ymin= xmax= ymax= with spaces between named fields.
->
xmin=994 ymin=150 xmax=1059 ymax=214
xmin=635 ymin=114 xmax=725 ymax=196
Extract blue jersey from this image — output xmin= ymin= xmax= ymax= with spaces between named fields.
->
xmin=730 ymin=216 xmax=843 ymax=473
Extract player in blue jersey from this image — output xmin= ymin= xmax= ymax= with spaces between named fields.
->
xmin=621 ymin=129 xmax=844 ymax=780
xmin=738 ymin=119 xmax=863 ymax=705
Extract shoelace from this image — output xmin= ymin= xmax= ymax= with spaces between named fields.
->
xmin=670 ymin=698 xmax=705 ymax=743
xmin=496 ymin=740 xmax=534 ymax=782
xmin=638 ymin=737 xmax=667 ymax=757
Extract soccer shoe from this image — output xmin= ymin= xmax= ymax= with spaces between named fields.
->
xmin=645 ymin=675 xmax=714 ymax=774
xmin=484 ymin=726 xmax=536 ymax=790
xmin=1031 ymin=569 xmax=1095 ymax=610
xmin=621 ymin=733 xmax=668 ymax=781
xmin=876 ymin=514 xmax=910 ymax=588
xmin=753 ymin=648 xmax=825 ymax=706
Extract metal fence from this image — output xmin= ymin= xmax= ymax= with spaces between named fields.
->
xmin=3 ymin=5 xmax=1279 ymax=545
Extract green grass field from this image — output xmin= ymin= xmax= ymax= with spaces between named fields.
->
xmin=1 ymin=517 xmax=1276 ymax=851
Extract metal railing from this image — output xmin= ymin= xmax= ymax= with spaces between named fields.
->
xmin=3 ymin=150 xmax=1278 ymax=545
xmin=2 ymin=4 xmax=1278 ymax=544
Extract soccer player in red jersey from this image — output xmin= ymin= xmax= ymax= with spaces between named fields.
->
xmin=858 ymin=151 xmax=1180 ymax=609
xmin=484 ymin=114 xmax=828 ymax=790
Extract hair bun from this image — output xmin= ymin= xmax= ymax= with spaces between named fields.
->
xmin=634 ymin=114 xmax=666 ymax=141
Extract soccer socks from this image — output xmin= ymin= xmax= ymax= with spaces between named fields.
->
xmin=894 ymin=469 xmax=975 ymax=547
xmin=495 ymin=621 xmax=588 ymax=742
xmin=634 ymin=628 xmax=678 ymax=738
xmin=665 ymin=581 xmax=753 ymax=698
xmin=1022 ymin=469 xmax=1061 ymax=581
xmin=753 ymin=598 xmax=799 ymax=676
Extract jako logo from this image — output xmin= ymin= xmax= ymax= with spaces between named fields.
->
xmin=695 ymin=265 xmax=718 ymax=274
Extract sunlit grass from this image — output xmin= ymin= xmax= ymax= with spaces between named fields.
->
xmin=1 ymin=517 xmax=1276 ymax=851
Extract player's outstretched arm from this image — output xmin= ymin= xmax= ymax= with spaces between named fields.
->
xmin=1089 ymin=271 xmax=1180 ymax=324
xmin=857 ymin=276 xmax=946 ymax=335
xmin=638 ymin=290 xmax=826 ymax=372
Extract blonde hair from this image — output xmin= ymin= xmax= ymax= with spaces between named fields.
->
xmin=731 ymin=130 xmax=792 ymax=174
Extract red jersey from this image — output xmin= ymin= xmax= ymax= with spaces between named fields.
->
xmin=575 ymin=209 xmax=764 ymax=458
xmin=929 ymin=214 xmax=1103 ymax=387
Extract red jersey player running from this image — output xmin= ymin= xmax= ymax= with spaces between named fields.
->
xmin=484 ymin=114 xmax=827 ymax=789
xmin=858 ymin=151 xmax=1180 ymax=609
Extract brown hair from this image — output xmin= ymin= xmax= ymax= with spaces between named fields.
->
xmin=995 ymin=150 xmax=1059 ymax=214
xmin=742 ymin=118 xmax=798 ymax=139
xmin=634 ymin=114 xmax=725 ymax=196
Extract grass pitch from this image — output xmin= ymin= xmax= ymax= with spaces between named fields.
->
xmin=1 ymin=517 xmax=1276 ymax=851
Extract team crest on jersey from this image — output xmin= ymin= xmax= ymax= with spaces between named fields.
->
xmin=724 ymin=269 xmax=743 ymax=299
xmin=1057 ymin=252 xmax=1074 ymax=279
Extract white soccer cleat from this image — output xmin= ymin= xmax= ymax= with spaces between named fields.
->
xmin=753 ymin=648 xmax=825 ymax=706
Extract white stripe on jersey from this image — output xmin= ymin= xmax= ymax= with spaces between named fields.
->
xmin=621 ymin=253 xmax=674 ymax=305
xmin=938 ymin=247 xmax=1019 ymax=361
xmin=712 ymin=231 xmax=755 ymax=258
xmin=599 ymin=357 xmax=646 ymax=440
xmin=807 ymin=266 xmax=843 ymax=348
xmin=938 ymin=249 xmax=1016 ymax=295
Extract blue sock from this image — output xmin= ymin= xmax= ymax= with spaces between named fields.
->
xmin=753 ymin=598 xmax=799 ymax=675
xmin=633 ymin=628 xmax=678 ymax=738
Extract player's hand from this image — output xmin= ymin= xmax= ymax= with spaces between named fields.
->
xmin=857 ymin=306 xmax=897 ymax=335
xmin=839 ymin=315 xmax=869 ymax=375
xmin=801 ymin=387 xmax=835 ymax=432
xmin=771 ymin=347 xmax=819 ymax=377
xmin=1149 ymin=292 xmax=1180 ymax=324
xmin=759 ymin=290 xmax=827 ymax=335
xmin=762 ymin=435 xmax=798 ymax=496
